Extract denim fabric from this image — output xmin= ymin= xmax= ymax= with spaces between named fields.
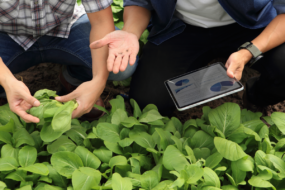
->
xmin=124 ymin=0 xmax=285 ymax=45
xmin=0 ymin=14 xmax=138 ymax=93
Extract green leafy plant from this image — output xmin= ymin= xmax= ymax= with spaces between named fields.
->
xmin=0 ymin=89 xmax=285 ymax=189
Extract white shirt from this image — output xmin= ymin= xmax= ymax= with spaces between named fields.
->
xmin=175 ymin=0 xmax=235 ymax=28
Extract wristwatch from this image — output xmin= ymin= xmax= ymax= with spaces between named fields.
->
xmin=238 ymin=42 xmax=263 ymax=67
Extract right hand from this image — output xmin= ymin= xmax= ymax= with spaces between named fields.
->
xmin=4 ymin=77 xmax=40 ymax=123
xmin=90 ymin=30 xmax=139 ymax=74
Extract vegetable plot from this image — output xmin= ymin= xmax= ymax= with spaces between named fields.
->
xmin=0 ymin=89 xmax=285 ymax=189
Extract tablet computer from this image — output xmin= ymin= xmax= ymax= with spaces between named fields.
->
xmin=164 ymin=62 xmax=244 ymax=111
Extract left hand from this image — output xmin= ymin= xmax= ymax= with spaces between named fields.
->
xmin=225 ymin=49 xmax=253 ymax=81
xmin=55 ymin=78 xmax=105 ymax=118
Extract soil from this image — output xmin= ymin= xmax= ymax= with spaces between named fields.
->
xmin=14 ymin=60 xmax=285 ymax=123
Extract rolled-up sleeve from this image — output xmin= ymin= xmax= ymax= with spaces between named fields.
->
xmin=82 ymin=0 xmax=113 ymax=13
xmin=124 ymin=0 xmax=153 ymax=11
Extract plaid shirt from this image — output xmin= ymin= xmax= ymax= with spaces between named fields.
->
xmin=0 ymin=0 xmax=113 ymax=50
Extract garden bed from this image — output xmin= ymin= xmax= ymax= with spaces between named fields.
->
xmin=14 ymin=61 xmax=285 ymax=123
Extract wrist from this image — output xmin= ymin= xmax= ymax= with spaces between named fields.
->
xmin=0 ymin=74 xmax=17 ymax=89
xmin=122 ymin=28 xmax=140 ymax=40
xmin=237 ymin=49 xmax=253 ymax=65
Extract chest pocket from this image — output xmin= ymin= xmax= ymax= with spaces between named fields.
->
xmin=0 ymin=0 xmax=19 ymax=23
xmin=49 ymin=0 xmax=76 ymax=16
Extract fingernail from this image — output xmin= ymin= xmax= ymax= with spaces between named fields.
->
xmin=34 ymin=101 xmax=40 ymax=106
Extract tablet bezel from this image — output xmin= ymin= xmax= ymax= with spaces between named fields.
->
xmin=164 ymin=62 xmax=244 ymax=111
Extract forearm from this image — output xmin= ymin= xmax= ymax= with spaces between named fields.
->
xmin=252 ymin=14 xmax=285 ymax=53
xmin=88 ymin=7 xmax=115 ymax=82
xmin=122 ymin=6 xmax=151 ymax=39
xmin=0 ymin=58 xmax=15 ymax=88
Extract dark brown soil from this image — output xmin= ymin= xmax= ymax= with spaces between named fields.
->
xmin=14 ymin=61 xmax=285 ymax=123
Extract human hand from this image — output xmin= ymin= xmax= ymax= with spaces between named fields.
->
xmin=225 ymin=49 xmax=253 ymax=81
xmin=4 ymin=77 xmax=40 ymax=123
xmin=90 ymin=30 xmax=139 ymax=74
xmin=55 ymin=78 xmax=105 ymax=119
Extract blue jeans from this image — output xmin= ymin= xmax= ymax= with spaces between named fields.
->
xmin=0 ymin=14 xmax=138 ymax=93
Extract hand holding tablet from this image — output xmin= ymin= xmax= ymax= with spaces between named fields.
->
xmin=165 ymin=63 xmax=244 ymax=111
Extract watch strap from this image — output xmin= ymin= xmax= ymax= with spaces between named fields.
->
xmin=238 ymin=42 xmax=262 ymax=58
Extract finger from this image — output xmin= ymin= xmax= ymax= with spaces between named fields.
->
xmin=107 ymin=52 xmax=116 ymax=72
xmin=55 ymin=91 xmax=77 ymax=103
xmin=226 ymin=61 xmax=236 ymax=79
xmin=120 ymin=54 xmax=129 ymax=72
xmin=71 ymin=104 xmax=85 ymax=119
xmin=17 ymin=110 xmax=40 ymax=123
xmin=22 ymin=94 xmax=40 ymax=107
xmin=113 ymin=55 xmax=123 ymax=74
xmin=90 ymin=36 xmax=111 ymax=49
xmin=129 ymin=53 xmax=137 ymax=66
xmin=20 ymin=100 xmax=33 ymax=110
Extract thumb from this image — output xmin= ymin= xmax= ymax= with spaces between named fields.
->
xmin=55 ymin=92 xmax=77 ymax=103
xmin=90 ymin=35 xmax=111 ymax=49
xmin=23 ymin=94 xmax=40 ymax=107
xmin=226 ymin=61 xmax=236 ymax=79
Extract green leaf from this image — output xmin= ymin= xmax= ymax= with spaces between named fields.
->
xmin=190 ymin=130 xmax=214 ymax=149
xmin=140 ymin=171 xmax=159 ymax=189
xmin=235 ymin=156 xmax=254 ymax=172
xmin=51 ymin=151 xmax=84 ymax=178
xmin=0 ymin=181 xmax=6 ymax=190
xmin=185 ymin=145 xmax=197 ymax=164
xmin=109 ymin=156 xmax=128 ymax=168
xmin=214 ymin=137 xmax=247 ymax=161
xmin=19 ymin=146 xmax=37 ymax=167
xmin=19 ymin=163 xmax=49 ymax=176
xmin=231 ymin=160 xmax=246 ymax=184
xmin=193 ymin=148 xmax=211 ymax=160
xmin=34 ymin=89 xmax=57 ymax=99
xmin=185 ymin=164 xmax=204 ymax=184
xmin=163 ymin=145 xmax=189 ymax=172
xmin=227 ymin=125 xmax=248 ymax=144
xmin=13 ymin=128 xmax=35 ymax=147
xmin=97 ymin=123 xmax=121 ymax=143
xmin=0 ymin=104 xmax=23 ymax=128
xmin=208 ymin=103 xmax=240 ymax=137
xmin=205 ymin=152 xmax=223 ymax=169
xmin=47 ymin=136 xmax=76 ymax=154
xmin=0 ymin=156 xmax=19 ymax=171
xmin=109 ymin=96 xmax=126 ymax=114
xmin=52 ymin=101 xmax=76 ymax=133
xmin=112 ymin=173 xmax=132 ymax=190
xmin=0 ymin=131 xmax=12 ymax=144
xmin=155 ymin=128 xmax=174 ymax=151
xmin=121 ymin=117 xmax=142 ymax=128
xmin=40 ymin=122 xmax=63 ymax=143
xmin=130 ymin=99 xmax=142 ymax=118
xmin=74 ymin=146 xmax=101 ymax=170
xmin=93 ymin=147 xmax=112 ymax=163
xmin=0 ymin=118 xmax=15 ymax=133
xmin=241 ymin=109 xmax=262 ymax=123
xmin=244 ymin=127 xmax=261 ymax=141
xmin=47 ymin=164 xmax=68 ymax=188
xmin=1 ymin=144 xmax=19 ymax=160
xmin=139 ymin=110 xmax=164 ymax=123
xmin=272 ymin=112 xmax=285 ymax=134
xmin=65 ymin=126 xmax=87 ymax=146
xmin=111 ymin=109 xmax=128 ymax=125
xmin=118 ymin=138 xmax=133 ymax=148
xmin=104 ymin=141 xmax=124 ymax=154
xmin=259 ymin=125 xmax=269 ymax=139
xmin=248 ymin=176 xmax=276 ymax=190
xmin=5 ymin=170 xmax=26 ymax=181
xmin=93 ymin=104 xmax=110 ymax=115
xmin=16 ymin=185 xmax=32 ymax=190
xmin=266 ymin=154 xmax=285 ymax=173
xmin=129 ymin=128 xmax=155 ymax=149
xmin=72 ymin=167 xmax=101 ymax=190
xmin=140 ymin=29 xmax=149 ymax=44
xmin=221 ymin=185 xmax=239 ymax=190
xmin=203 ymin=167 xmax=220 ymax=188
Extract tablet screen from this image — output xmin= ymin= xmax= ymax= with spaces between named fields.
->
xmin=165 ymin=63 xmax=243 ymax=109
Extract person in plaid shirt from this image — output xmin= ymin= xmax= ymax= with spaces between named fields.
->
xmin=0 ymin=0 xmax=138 ymax=122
